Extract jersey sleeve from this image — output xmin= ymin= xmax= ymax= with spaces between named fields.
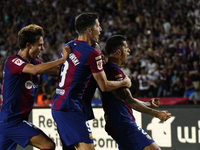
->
xmin=107 ymin=67 xmax=126 ymax=89
xmin=86 ymin=49 xmax=104 ymax=73
xmin=107 ymin=67 xmax=124 ymax=81
xmin=7 ymin=57 xmax=28 ymax=75
xmin=35 ymin=59 xmax=43 ymax=64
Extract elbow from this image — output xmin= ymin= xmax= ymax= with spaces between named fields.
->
xmin=100 ymin=87 xmax=107 ymax=92
xmin=31 ymin=67 xmax=38 ymax=75
xmin=99 ymin=85 xmax=109 ymax=92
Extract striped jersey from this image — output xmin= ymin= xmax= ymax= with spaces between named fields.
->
xmin=101 ymin=62 xmax=135 ymax=135
xmin=0 ymin=54 xmax=41 ymax=121
xmin=52 ymin=39 xmax=103 ymax=113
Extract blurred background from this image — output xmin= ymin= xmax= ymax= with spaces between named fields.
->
xmin=1 ymin=0 xmax=200 ymax=104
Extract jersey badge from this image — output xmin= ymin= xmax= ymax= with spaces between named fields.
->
xmin=89 ymin=133 xmax=93 ymax=139
xmin=115 ymin=74 xmax=122 ymax=78
xmin=13 ymin=58 xmax=24 ymax=66
xmin=96 ymin=60 xmax=102 ymax=70
xmin=95 ymin=55 xmax=102 ymax=60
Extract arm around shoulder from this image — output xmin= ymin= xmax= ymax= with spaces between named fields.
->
xmin=92 ymin=71 xmax=131 ymax=92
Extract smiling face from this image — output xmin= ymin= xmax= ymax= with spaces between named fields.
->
xmin=29 ymin=36 xmax=44 ymax=60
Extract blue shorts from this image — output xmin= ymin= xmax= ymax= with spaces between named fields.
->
xmin=52 ymin=110 xmax=93 ymax=147
xmin=0 ymin=118 xmax=42 ymax=149
xmin=111 ymin=122 xmax=154 ymax=150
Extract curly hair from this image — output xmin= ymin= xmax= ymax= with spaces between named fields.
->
xmin=18 ymin=24 xmax=44 ymax=50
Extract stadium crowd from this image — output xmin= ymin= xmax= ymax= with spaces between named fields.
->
xmin=0 ymin=0 xmax=200 ymax=105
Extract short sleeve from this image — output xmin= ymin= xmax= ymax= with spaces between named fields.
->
xmin=107 ymin=67 xmax=124 ymax=81
xmin=86 ymin=49 xmax=104 ymax=73
xmin=7 ymin=56 xmax=28 ymax=75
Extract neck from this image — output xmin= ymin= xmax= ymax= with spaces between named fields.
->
xmin=108 ymin=57 xmax=121 ymax=66
xmin=78 ymin=35 xmax=92 ymax=46
xmin=18 ymin=49 xmax=31 ymax=62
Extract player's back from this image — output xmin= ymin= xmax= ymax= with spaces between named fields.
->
xmin=52 ymin=39 xmax=103 ymax=112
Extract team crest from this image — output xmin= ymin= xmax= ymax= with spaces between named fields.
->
xmin=96 ymin=60 xmax=102 ymax=70
xmin=25 ymin=81 xmax=33 ymax=89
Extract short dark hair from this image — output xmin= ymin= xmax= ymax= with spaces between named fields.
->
xmin=75 ymin=12 xmax=99 ymax=35
xmin=18 ymin=24 xmax=44 ymax=49
xmin=105 ymin=35 xmax=126 ymax=55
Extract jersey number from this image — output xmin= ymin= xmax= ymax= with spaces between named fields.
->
xmin=59 ymin=61 xmax=69 ymax=87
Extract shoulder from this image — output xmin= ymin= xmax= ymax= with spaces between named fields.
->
xmin=6 ymin=55 xmax=27 ymax=66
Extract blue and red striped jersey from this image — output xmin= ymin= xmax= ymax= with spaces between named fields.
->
xmin=0 ymin=54 xmax=41 ymax=121
xmin=101 ymin=62 xmax=135 ymax=135
xmin=52 ymin=39 xmax=103 ymax=114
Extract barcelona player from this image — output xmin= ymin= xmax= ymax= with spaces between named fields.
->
xmin=101 ymin=35 xmax=171 ymax=150
xmin=0 ymin=24 xmax=70 ymax=150
xmin=52 ymin=12 xmax=131 ymax=150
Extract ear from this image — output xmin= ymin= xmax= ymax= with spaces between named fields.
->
xmin=116 ymin=49 xmax=122 ymax=55
xmin=26 ymin=43 xmax=32 ymax=49
xmin=87 ymin=28 xmax=92 ymax=35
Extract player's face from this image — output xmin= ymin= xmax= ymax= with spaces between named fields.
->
xmin=91 ymin=19 xmax=102 ymax=43
xmin=121 ymin=41 xmax=130 ymax=65
xmin=29 ymin=36 xmax=44 ymax=60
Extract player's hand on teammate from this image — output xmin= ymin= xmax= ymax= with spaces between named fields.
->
xmin=123 ymin=75 xmax=132 ymax=88
xmin=149 ymin=98 xmax=160 ymax=108
xmin=157 ymin=110 xmax=171 ymax=121
xmin=62 ymin=45 xmax=72 ymax=60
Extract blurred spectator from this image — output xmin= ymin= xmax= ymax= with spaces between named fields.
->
xmin=183 ymin=74 xmax=196 ymax=104
xmin=34 ymin=86 xmax=50 ymax=107
xmin=130 ymin=70 xmax=139 ymax=97
xmin=170 ymin=69 xmax=184 ymax=97
xmin=137 ymin=67 xmax=150 ymax=97
xmin=189 ymin=60 xmax=200 ymax=104
xmin=0 ymin=0 xmax=200 ymax=100
xmin=157 ymin=67 xmax=171 ymax=97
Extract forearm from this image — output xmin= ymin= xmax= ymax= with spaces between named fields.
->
xmin=36 ymin=59 xmax=65 ymax=74
xmin=23 ymin=58 xmax=65 ymax=75
xmin=126 ymin=98 xmax=159 ymax=117
xmin=103 ymin=80 xmax=127 ymax=91
xmin=93 ymin=71 xmax=129 ymax=92
xmin=113 ymin=88 xmax=159 ymax=117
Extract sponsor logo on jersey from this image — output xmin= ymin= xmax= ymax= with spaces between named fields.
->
xmin=13 ymin=58 xmax=24 ymax=66
xmin=95 ymin=55 xmax=101 ymax=60
xmin=24 ymin=81 xmax=38 ymax=89
xmin=56 ymin=88 xmax=65 ymax=95
xmin=25 ymin=81 xmax=33 ymax=89
xmin=96 ymin=60 xmax=102 ymax=70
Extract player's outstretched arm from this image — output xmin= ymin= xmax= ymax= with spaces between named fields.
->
xmin=93 ymin=71 xmax=131 ymax=92
xmin=112 ymin=88 xmax=171 ymax=121
xmin=22 ymin=45 xmax=71 ymax=75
